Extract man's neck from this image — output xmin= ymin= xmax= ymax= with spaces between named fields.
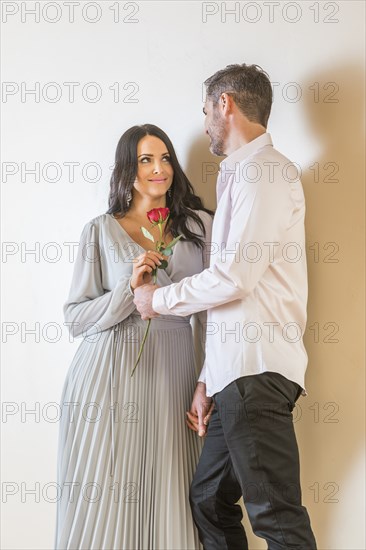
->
xmin=224 ymin=124 xmax=267 ymax=156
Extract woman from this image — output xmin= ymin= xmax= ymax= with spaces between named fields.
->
xmin=55 ymin=124 xmax=213 ymax=549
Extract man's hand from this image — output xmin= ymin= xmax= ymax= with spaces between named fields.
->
xmin=186 ymin=382 xmax=214 ymax=437
xmin=133 ymin=284 xmax=160 ymax=320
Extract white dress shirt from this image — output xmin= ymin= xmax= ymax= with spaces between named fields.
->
xmin=153 ymin=133 xmax=309 ymax=397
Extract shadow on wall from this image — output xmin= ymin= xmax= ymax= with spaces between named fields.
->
xmin=185 ymin=133 xmax=223 ymax=211
xmin=298 ymin=63 xmax=365 ymax=549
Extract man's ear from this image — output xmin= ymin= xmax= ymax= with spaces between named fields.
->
xmin=219 ymin=92 xmax=234 ymax=116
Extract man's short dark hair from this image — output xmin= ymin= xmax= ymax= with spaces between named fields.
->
xmin=204 ymin=63 xmax=273 ymax=127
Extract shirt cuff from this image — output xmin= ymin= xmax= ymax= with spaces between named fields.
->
xmin=152 ymin=287 xmax=170 ymax=315
xmin=197 ymin=363 xmax=206 ymax=384
xmin=127 ymin=277 xmax=134 ymax=296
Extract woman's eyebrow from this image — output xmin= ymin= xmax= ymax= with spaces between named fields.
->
xmin=137 ymin=152 xmax=170 ymax=157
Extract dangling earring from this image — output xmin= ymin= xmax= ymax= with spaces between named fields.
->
xmin=167 ymin=187 xmax=172 ymax=198
xmin=126 ymin=190 xmax=132 ymax=207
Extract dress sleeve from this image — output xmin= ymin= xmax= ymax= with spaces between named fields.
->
xmin=63 ymin=220 xmax=136 ymax=339
xmin=192 ymin=211 xmax=213 ymax=383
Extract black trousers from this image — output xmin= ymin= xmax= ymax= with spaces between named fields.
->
xmin=189 ymin=372 xmax=317 ymax=550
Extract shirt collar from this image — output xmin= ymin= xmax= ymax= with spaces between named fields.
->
xmin=220 ymin=132 xmax=273 ymax=171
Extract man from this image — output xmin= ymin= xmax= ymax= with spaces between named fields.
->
xmin=134 ymin=63 xmax=317 ymax=549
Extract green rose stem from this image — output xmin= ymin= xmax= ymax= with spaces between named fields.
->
xmin=130 ymin=275 xmax=156 ymax=378
xmin=131 ymin=215 xmax=181 ymax=377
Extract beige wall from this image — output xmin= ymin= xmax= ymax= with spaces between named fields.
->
xmin=2 ymin=1 xmax=365 ymax=548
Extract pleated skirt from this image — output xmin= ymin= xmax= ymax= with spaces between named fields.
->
xmin=55 ymin=313 xmax=203 ymax=550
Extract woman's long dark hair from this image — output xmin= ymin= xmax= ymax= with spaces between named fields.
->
xmin=106 ymin=124 xmax=214 ymax=249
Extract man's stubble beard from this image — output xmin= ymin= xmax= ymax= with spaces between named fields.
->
xmin=210 ymin=138 xmax=225 ymax=157
xmin=209 ymin=112 xmax=227 ymax=157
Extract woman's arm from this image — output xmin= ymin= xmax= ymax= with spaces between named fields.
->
xmin=63 ymin=220 xmax=136 ymax=338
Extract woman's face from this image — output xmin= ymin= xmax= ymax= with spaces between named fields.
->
xmin=133 ymin=135 xmax=174 ymax=200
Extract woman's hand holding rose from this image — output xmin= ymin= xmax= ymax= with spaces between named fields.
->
xmin=130 ymin=250 xmax=167 ymax=291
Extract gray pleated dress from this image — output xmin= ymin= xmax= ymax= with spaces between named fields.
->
xmin=55 ymin=211 xmax=212 ymax=550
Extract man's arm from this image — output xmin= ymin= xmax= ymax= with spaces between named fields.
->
xmin=152 ymin=172 xmax=291 ymax=317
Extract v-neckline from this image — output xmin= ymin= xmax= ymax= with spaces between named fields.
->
xmin=108 ymin=213 xmax=177 ymax=254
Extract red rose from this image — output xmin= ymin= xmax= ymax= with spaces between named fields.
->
xmin=147 ymin=207 xmax=170 ymax=224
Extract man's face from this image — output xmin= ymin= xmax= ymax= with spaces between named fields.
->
xmin=203 ymin=97 xmax=227 ymax=156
